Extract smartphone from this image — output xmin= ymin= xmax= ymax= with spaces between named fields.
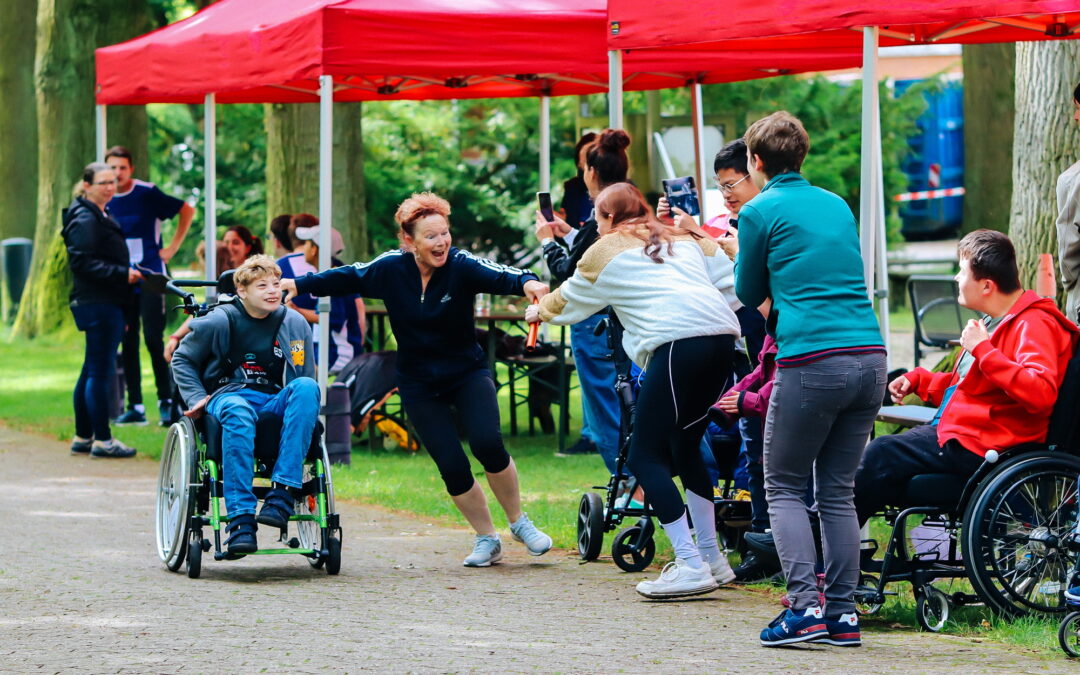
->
xmin=662 ymin=176 xmax=701 ymax=217
xmin=537 ymin=191 xmax=554 ymax=223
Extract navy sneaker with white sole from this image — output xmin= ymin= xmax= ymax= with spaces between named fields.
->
xmin=819 ymin=613 xmax=861 ymax=647
xmin=759 ymin=607 xmax=828 ymax=647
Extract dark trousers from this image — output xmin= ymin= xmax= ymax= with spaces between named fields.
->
xmin=402 ymin=372 xmax=512 ymax=497
xmin=627 ymin=335 xmax=735 ymax=524
xmin=854 ymin=423 xmax=983 ymax=525
xmin=71 ymin=303 xmax=126 ymax=441
xmin=122 ymin=289 xmax=173 ymax=406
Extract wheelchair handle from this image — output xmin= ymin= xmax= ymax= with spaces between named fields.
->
xmin=165 ymin=280 xmax=195 ymax=305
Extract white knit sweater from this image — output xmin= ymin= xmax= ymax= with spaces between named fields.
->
xmin=539 ymin=228 xmax=742 ymax=368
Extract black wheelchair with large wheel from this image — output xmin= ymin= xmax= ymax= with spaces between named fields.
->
xmin=153 ymin=275 xmax=343 ymax=578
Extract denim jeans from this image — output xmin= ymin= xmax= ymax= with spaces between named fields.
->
xmin=739 ymin=417 xmax=771 ymax=532
xmin=207 ymin=377 xmax=320 ymax=517
xmin=764 ymin=352 xmax=886 ymax=617
xmin=570 ymin=314 xmax=620 ymax=474
xmin=71 ymin=302 xmax=126 ymax=441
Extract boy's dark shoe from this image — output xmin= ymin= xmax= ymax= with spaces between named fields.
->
xmin=226 ymin=514 xmax=258 ymax=555
xmin=733 ymin=551 xmax=780 ymax=583
xmin=257 ymin=487 xmax=295 ymax=529
xmin=115 ymin=408 xmax=148 ymax=426
xmin=555 ymin=437 xmax=597 ymax=457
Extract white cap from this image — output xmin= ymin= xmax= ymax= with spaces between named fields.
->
xmin=295 ymin=225 xmax=345 ymax=257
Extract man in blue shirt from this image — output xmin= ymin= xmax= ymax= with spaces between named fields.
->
xmin=105 ymin=145 xmax=195 ymax=426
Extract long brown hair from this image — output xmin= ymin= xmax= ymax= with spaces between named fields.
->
xmin=595 ymin=183 xmax=691 ymax=264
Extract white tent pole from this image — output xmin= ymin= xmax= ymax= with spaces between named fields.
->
xmin=874 ymin=101 xmax=891 ymax=370
xmin=317 ymin=75 xmax=334 ymax=405
xmin=95 ymin=105 xmax=107 ymax=162
xmin=539 ymin=94 xmax=551 ymax=192
xmin=204 ymin=93 xmax=217 ymax=298
xmin=689 ymin=80 xmax=708 ymax=224
xmin=607 ymin=49 xmax=623 ymax=129
xmin=858 ymin=27 xmax=880 ymax=296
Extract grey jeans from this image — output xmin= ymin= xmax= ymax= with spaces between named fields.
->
xmin=763 ymin=351 xmax=886 ymax=616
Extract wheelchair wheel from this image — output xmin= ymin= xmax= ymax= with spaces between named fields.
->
xmin=156 ymin=418 xmax=197 ymax=571
xmin=962 ymin=452 xmax=1080 ymax=617
xmin=854 ymin=574 xmax=884 ymax=616
xmin=296 ymin=493 xmax=324 ymax=569
xmin=577 ymin=492 xmax=605 ymax=561
xmin=612 ymin=525 xmax=656 ymax=572
xmin=1058 ymin=611 xmax=1080 ymax=657
xmin=326 ymin=535 xmax=342 ymax=575
xmin=915 ymin=585 xmax=949 ymax=632
xmin=187 ymin=531 xmax=203 ymax=579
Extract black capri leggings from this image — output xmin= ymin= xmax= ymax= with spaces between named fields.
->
xmin=627 ymin=334 xmax=736 ymax=524
xmin=402 ymin=372 xmax=512 ymax=496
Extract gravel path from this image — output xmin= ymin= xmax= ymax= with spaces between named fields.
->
xmin=0 ymin=425 xmax=1068 ymax=674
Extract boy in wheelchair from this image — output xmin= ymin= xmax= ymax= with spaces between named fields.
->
xmin=171 ymin=255 xmax=319 ymax=555
xmin=855 ymin=230 xmax=1078 ymax=524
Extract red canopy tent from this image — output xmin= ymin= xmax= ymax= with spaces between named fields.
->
xmin=605 ymin=0 xmax=1080 ymax=356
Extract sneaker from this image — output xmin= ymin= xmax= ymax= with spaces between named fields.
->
xmin=555 ymin=437 xmax=598 ymax=457
xmin=819 ymin=613 xmax=861 ymax=647
xmin=257 ymin=487 xmax=295 ymax=529
xmin=226 ymin=514 xmax=258 ymax=555
xmin=1065 ymin=585 xmax=1080 ymax=604
xmin=510 ymin=513 xmax=552 ymax=556
xmin=463 ymin=534 xmax=503 ymax=567
xmin=70 ymin=436 xmax=93 ymax=456
xmin=759 ymin=607 xmax=828 ymax=647
xmin=707 ymin=554 xmax=737 ymax=584
xmin=114 ymin=408 xmax=148 ymax=426
xmin=89 ymin=438 xmax=136 ymax=459
xmin=635 ymin=558 xmax=719 ymax=599
xmin=733 ymin=552 xmax=779 ymax=583
xmin=158 ymin=399 xmax=178 ymax=427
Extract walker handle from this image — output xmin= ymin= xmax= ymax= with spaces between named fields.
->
xmin=525 ymin=299 xmax=540 ymax=351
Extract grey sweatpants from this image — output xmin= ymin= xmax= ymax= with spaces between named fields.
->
xmin=763 ymin=352 xmax=886 ymax=616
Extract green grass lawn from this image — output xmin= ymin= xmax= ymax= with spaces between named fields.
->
xmin=0 ymin=327 xmax=1070 ymax=658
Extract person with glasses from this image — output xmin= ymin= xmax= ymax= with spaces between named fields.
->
xmin=62 ymin=162 xmax=143 ymax=459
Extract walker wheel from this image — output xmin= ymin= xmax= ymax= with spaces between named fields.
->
xmin=1059 ymin=611 xmax=1080 ymax=657
xmin=612 ymin=525 xmax=655 ymax=573
xmin=577 ymin=493 xmax=605 ymax=561
xmin=915 ymin=585 xmax=949 ymax=632
xmin=854 ymin=574 xmax=883 ymax=616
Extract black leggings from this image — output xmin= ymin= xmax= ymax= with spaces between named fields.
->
xmin=627 ymin=334 xmax=735 ymax=524
xmin=122 ymin=289 xmax=173 ymax=404
xmin=402 ymin=372 xmax=512 ymax=496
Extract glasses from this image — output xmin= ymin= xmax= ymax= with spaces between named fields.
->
xmin=93 ymin=179 xmax=117 ymax=186
xmin=716 ymin=174 xmax=749 ymax=194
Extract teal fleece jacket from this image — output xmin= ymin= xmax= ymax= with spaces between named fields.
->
xmin=734 ymin=172 xmax=882 ymax=361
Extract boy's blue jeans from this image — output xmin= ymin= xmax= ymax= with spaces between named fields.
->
xmin=570 ymin=314 xmax=620 ymax=474
xmin=206 ymin=377 xmax=320 ymax=517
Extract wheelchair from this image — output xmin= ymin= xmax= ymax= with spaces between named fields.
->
xmin=855 ymin=349 xmax=1080 ymax=631
xmin=575 ymin=313 xmax=751 ymax=572
xmin=153 ymin=274 xmax=343 ymax=578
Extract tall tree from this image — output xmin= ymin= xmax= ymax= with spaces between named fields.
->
xmin=1009 ymin=41 xmax=1080 ymax=292
xmin=14 ymin=0 xmax=155 ymax=337
xmin=264 ymin=102 xmax=366 ymax=259
xmin=0 ymin=0 xmax=39 ymax=241
xmin=962 ymin=43 xmax=1015 ymax=234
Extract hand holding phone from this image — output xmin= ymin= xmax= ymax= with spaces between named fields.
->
xmin=662 ymin=177 xmax=701 ymax=218
xmin=537 ymin=192 xmax=554 ymax=223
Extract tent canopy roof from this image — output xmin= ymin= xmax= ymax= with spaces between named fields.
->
xmin=96 ymin=0 xmax=861 ymax=105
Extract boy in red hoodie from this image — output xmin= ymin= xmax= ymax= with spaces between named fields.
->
xmin=854 ymin=229 xmax=1079 ymax=524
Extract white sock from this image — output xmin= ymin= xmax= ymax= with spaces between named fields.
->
xmin=133 ymin=404 xmax=146 ymax=414
xmin=660 ymin=513 xmax=702 ymax=565
xmin=686 ymin=490 xmax=722 ymax=563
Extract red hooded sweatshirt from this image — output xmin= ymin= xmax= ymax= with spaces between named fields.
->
xmin=903 ymin=290 xmax=1078 ymax=457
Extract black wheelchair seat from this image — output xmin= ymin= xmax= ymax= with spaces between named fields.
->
xmin=903 ymin=473 xmax=967 ymax=509
xmin=203 ymin=412 xmax=323 ymax=465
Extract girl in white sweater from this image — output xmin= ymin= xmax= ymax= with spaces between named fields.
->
xmin=526 ymin=183 xmax=742 ymax=598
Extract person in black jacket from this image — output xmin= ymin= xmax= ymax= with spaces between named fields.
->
xmin=535 ymin=129 xmax=630 ymax=469
xmin=283 ymin=192 xmax=552 ymax=568
xmin=62 ymin=162 xmax=142 ymax=459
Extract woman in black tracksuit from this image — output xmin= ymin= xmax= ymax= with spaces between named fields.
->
xmin=284 ymin=192 xmax=552 ymax=567
xmin=62 ymin=162 xmax=142 ymax=459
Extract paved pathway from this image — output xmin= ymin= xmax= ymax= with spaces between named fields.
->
xmin=0 ymin=426 xmax=1068 ymax=674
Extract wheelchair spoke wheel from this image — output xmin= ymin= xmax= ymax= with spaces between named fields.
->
xmin=296 ymin=457 xmax=325 ymax=569
xmin=612 ymin=525 xmax=655 ymax=573
xmin=156 ymin=419 xmax=197 ymax=571
xmin=854 ymin=574 xmax=884 ymax=616
xmin=577 ymin=493 xmax=605 ymax=561
xmin=915 ymin=585 xmax=950 ymax=632
xmin=963 ymin=453 xmax=1080 ymax=617
xmin=1058 ymin=611 xmax=1080 ymax=657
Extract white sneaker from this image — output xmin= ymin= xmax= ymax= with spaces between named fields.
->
xmin=635 ymin=558 xmax=719 ymax=599
xmin=463 ymin=534 xmax=503 ymax=567
xmin=510 ymin=513 xmax=552 ymax=556
xmin=707 ymin=553 xmax=736 ymax=584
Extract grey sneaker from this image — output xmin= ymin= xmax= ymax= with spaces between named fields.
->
xmin=510 ymin=513 xmax=552 ymax=556
xmin=90 ymin=438 xmax=136 ymax=459
xmin=70 ymin=436 xmax=93 ymax=455
xmin=463 ymin=534 xmax=503 ymax=567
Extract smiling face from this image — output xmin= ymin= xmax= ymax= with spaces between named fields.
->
xmin=223 ymin=229 xmax=253 ymax=267
xmin=716 ymin=168 xmax=758 ymax=216
xmin=83 ymin=168 xmax=117 ymax=208
xmin=236 ymin=273 xmax=282 ymax=317
xmin=404 ymin=214 xmax=452 ymax=272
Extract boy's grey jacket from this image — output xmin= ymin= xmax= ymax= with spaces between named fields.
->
xmin=171 ymin=301 xmax=316 ymax=407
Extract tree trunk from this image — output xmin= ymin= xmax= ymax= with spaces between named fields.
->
xmin=264 ymin=101 xmax=367 ymax=259
xmin=0 ymin=0 xmax=39 ymax=241
xmin=1009 ymin=41 xmax=1080 ymax=293
xmin=962 ymin=43 xmax=1014 ymax=235
xmin=14 ymin=0 xmax=153 ymax=338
